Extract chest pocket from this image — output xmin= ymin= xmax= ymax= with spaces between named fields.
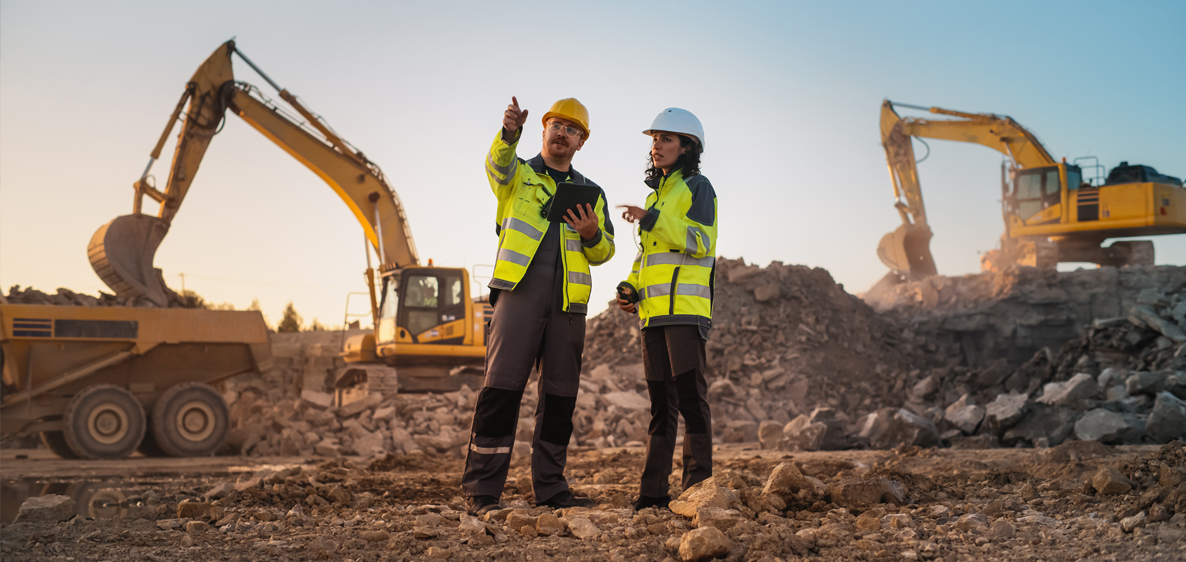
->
xmin=514 ymin=180 xmax=552 ymax=217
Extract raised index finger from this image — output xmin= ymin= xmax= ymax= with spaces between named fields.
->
xmin=511 ymin=96 xmax=520 ymax=111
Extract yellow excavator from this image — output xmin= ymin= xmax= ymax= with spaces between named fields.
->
xmin=90 ymin=40 xmax=489 ymax=393
xmin=877 ymin=100 xmax=1186 ymax=278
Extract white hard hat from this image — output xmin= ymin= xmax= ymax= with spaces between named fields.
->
xmin=643 ymin=108 xmax=704 ymax=151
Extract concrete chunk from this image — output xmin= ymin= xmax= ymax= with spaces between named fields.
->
xmin=985 ymin=392 xmax=1027 ymax=431
xmin=678 ymin=527 xmax=732 ymax=562
xmin=14 ymin=494 xmax=75 ymax=523
xmin=670 ymin=479 xmax=731 ymax=518
xmin=944 ymin=394 xmax=986 ymax=434
xmin=1036 ymin=373 xmax=1098 ymax=406
xmin=1092 ymin=466 xmax=1132 ymax=496
xmin=1146 ymin=391 xmax=1186 ymax=443
xmin=1074 ymin=408 xmax=1143 ymax=444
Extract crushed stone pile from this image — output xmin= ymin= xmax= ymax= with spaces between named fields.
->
xmin=224 ymin=260 xmax=1186 ymax=460
xmin=865 ymin=265 xmax=1186 ymax=367
xmin=4 ymin=284 xmax=197 ymax=308
xmin=847 ymin=271 xmax=1186 ymax=452
xmin=583 ymin=258 xmax=952 ymax=446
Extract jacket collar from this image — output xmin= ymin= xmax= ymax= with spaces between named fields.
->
xmin=528 ymin=154 xmax=585 ymax=184
xmin=644 ymin=168 xmax=685 ymax=190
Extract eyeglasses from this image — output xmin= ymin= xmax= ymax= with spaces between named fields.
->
xmin=547 ymin=121 xmax=583 ymax=138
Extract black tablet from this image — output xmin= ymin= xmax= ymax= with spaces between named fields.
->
xmin=545 ymin=182 xmax=601 ymax=223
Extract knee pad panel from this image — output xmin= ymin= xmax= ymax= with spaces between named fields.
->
xmin=472 ymin=387 xmax=524 ymax=438
xmin=539 ymin=393 xmax=577 ymax=445
xmin=674 ymin=372 xmax=708 ymax=434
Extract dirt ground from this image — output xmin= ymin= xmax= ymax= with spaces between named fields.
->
xmin=1 ymin=442 xmax=1184 ymax=562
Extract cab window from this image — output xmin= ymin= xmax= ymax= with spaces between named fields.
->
xmin=405 ymin=275 xmax=439 ymax=335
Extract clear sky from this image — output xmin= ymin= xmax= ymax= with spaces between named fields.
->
xmin=2 ymin=0 xmax=1183 ymax=328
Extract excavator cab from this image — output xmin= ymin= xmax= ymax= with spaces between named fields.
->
xmin=377 ymin=268 xmax=469 ymax=346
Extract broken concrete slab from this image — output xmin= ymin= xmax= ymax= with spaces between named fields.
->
xmin=984 ymin=392 xmax=1027 ymax=431
xmin=1092 ymin=466 xmax=1133 ymax=496
xmin=1002 ymin=404 xmax=1077 ymax=447
xmin=944 ymin=394 xmax=985 ymax=434
xmin=1036 ymin=373 xmax=1099 ymax=406
xmin=670 ymin=480 xmax=732 ymax=518
xmin=14 ymin=494 xmax=75 ymax=524
xmin=827 ymin=479 xmax=885 ymax=509
xmin=678 ymin=526 xmax=732 ymax=561
xmin=781 ymin=415 xmax=826 ymax=451
xmin=1074 ymin=408 xmax=1143 ymax=444
xmin=1145 ymin=391 xmax=1186 ymax=443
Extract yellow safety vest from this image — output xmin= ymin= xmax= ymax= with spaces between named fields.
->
xmin=621 ymin=169 xmax=717 ymax=337
xmin=485 ymin=130 xmax=615 ymax=314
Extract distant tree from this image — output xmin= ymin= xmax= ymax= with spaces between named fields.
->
xmin=180 ymin=290 xmax=206 ymax=309
xmin=247 ymin=298 xmax=272 ymax=329
xmin=278 ymin=302 xmax=302 ymax=333
xmin=307 ymin=319 xmax=326 ymax=332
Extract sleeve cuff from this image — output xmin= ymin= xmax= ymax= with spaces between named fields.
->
xmin=581 ymin=229 xmax=602 ymax=247
xmin=639 ymin=208 xmax=660 ymax=231
xmin=500 ymin=127 xmax=522 ymax=145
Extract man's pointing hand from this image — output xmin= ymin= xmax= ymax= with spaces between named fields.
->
xmin=503 ymin=96 xmax=529 ymax=134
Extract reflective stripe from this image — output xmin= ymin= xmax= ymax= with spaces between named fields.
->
xmin=565 ymin=239 xmax=583 ymax=252
xmin=501 ymin=217 xmax=543 ymax=240
xmin=676 ymin=283 xmax=713 ymax=299
xmin=685 ymin=226 xmax=699 ymax=253
xmin=633 ymin=251 xmax=642 ymax=265
xmin=487 ymin=152 xmax=516 ymax=176
xmin=646 ymin=253 xmax=715 ymax=268
xmin=470 ymin=443 xmax=511 ymax=455
xmin=497 ymin=248 xmax=531 ymax=266
xmin=487 ymin=164 xmax=513 ymax=185
xmin=642 ymin=283 xmax=710 ymax=299
xmin=568 ymin=271 xmax=592 ymax=285
xmin=642 ymin=284 xmax=670 ymax=299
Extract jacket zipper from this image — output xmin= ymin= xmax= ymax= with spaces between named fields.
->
xmin=669 ymin=266 xmax=681 ymax=316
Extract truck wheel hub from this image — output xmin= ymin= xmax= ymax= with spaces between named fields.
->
xmin=88 ymin=404 xmax=129 ymax=444
xmin=176 ymin=400 xmax=216 ymax=442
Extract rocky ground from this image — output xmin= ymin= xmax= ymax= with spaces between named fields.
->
xmin=5 ymin=261 xmax=1186 ymax=560
xmin=3 ymin=441 xmax=1184 ymax=561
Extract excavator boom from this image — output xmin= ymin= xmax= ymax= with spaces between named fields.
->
xmin=90 ymin=41 xmax=419 ymax=307
xmin=877 ymin=100 xmax=1060 ymax=278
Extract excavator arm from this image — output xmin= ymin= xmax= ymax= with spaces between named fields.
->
xmin=89 ymin=40 xmax=418 ymax=307
xmin=877 ymin=100 xmax=1057 ymax=278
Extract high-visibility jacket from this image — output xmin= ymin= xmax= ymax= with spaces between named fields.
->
xmin=620 ymin=168 xmax=717 ymax=337
xmin=485 ymin=130 xmax=615 ymax=314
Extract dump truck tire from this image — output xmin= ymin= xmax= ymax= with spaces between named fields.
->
xmin=151 ymin=382 xmax=228 ymax=457
xmin=40 ymin=431 xmax=79 ymax=459
xmin=137 ymin=428 xmax=167 ymax=457
xmin=63 ymin=385 xmax=146 ymax=460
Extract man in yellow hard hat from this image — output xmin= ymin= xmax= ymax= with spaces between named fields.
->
xmin=461 ymin=96 xmax=615 ymax=514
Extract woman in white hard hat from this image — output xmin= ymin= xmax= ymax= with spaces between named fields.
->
xmin=616 ymin=108 xmax=718 ymax=510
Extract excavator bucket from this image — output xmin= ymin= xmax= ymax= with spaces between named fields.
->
xmin=877 ymin=224 xmax=938 ymax=279
xmin=88 ymin=215 xmax=171 ymax=307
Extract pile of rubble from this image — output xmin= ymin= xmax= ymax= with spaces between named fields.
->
xmin=583 ymin=258 xmax=951 ymax=442
xmin=864 ymin=265 xmax=1186 ymax=367
xmin=761 ymin=268 xmax=1186 ymax=453
xmin=3 ymin=284 xmax=197 ymax=308
xmin=225 ymin=260 xmax=1186 ymax=459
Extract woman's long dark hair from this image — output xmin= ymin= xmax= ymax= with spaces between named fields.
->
xmin=644 ymin=134 xmax=701 ymax=183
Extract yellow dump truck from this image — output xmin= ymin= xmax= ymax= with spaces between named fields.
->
xmin=0 ymin=304 xmax=272 ymax=459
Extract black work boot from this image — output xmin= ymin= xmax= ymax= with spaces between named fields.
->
xmin=465 ymin=495 xmax=501 ymax=516
xmin=632 ymin=495 xmax=671 ymax=511
xmin=536 ymin=490 xmax=594 ymax=509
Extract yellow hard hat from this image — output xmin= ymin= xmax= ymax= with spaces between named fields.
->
xmin=541 ymin=98 xmax=590 ymax=140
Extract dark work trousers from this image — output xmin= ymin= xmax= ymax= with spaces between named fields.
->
xmin=639 ymin=324 xmax=713 ymax=498
xmin=461 ymin=224 xmax=586 ymax=503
